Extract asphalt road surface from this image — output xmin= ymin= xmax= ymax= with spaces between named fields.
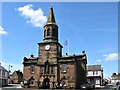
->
xmin=0 ymin=84 xmax=116 ymax=90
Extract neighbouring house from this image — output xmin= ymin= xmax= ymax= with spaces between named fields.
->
xmin=10 ymin=70 xmax=23 ymax=84
xmin=110 ymin=73 xmax=120 ymax=83
xmin=22 ymin=6 xmax=87 ymax=89
xmin=87 ymin=65 xmax=103 ymax=87
xmin=0 ymin=64 xmax=9 ymax=87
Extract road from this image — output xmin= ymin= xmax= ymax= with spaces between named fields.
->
xmin=0 ymin=84 xmax=116 ymax=90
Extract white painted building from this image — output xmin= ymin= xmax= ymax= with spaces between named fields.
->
xmin=0 ymin=64 xmax=9 ymax=87
xmin=110 ymin=73 xmax=120 ymax=83
xmin=87 ymin=65 xmax=103 ymax=87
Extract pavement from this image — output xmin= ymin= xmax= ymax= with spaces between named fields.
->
xmin=1 ymin=84 xmax=22 ymax=90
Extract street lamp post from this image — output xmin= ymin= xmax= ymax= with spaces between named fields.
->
xmin=8 ymin=65 xmax=13 ymax=73
xmin=8 ymin=65 xmax=13 ymax=84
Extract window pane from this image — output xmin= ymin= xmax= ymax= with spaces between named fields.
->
xmin=93 ymin=71 xmax=95 ymax=75
xmin=96 ymin=71 xmax=98 ymax=75
xmin=96 ymin=78 xmax=100 ymax=84
xmin=62 ymin=64 xmax=66 ymax=73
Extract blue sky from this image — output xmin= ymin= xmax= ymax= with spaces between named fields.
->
xmin=0 ymin=2 xmax=119 ymax=78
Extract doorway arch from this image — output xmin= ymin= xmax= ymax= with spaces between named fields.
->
xmin=42 ymin=77 xmax=50 ymax=89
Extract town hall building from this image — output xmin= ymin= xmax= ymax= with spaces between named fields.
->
xmin=23 ymin=6 xmax=87 ymax=89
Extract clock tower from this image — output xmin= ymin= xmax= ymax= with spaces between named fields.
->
xmin=23 ymin=6 xmax=87 ymax=89
xmin=38 ymin=6 xmax=62 ymax=88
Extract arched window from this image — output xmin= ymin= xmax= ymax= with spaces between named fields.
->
xmin=40 ymin=67 xmax=44 ymax=75
xmin=30 ymin=65 xmax=35 ymax=74
xmin=52 ymin=29 xmax=55 ymax=37
xmin=47 ymin=28 xmax=50 ymax=36
xmin=55 ymin=30 xmax=58 ymax=37
xmin=45 ymin=60 xmax=49 ymax=74
xmin=51 ymin=66 xmax=54 ymax=74
xmin=44 ymin=30 xmax=46 ymax=37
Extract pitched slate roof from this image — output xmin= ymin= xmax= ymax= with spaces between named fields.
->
xmin=87 ymin=65 xmax=102 ymax=71
xmin=13 ymin=70 xmax=23 ymax=77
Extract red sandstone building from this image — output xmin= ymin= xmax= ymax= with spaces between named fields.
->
xmin=23 ymin=6 xmax=87 ymax=89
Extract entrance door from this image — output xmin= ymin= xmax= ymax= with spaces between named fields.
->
xmin=43 ymin=78 xmax=50 ymax=89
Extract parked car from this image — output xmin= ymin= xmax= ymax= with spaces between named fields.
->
xmin=21 ymin=81 xmax=24 ymax=87
xmin=105 ymin=83 xmax=117 ymax=90
xmin=81 ymin=83 xmax=90 ymax=89
xmin=89 ymin=83 xmax=95 ymax=88
xmin=81 ymin=82 xmax=95 ymax=89
xmin=117 ymin=85 xmax=120 ymax=90
xmin=21 ymin=80 xmax=30 ymax=88
xmin=116 ymin=82 xmax=120 ymax=90
xmin=116 ymin=82 xmax=120 ymax=85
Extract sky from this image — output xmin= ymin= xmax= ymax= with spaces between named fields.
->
xmin=0 ymin=2 xmax=119 ymax=78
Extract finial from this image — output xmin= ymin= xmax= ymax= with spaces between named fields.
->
xmin=50 ymin=5 xmax=53 ymax=9
xmin=46 ymin=6 xmax=56 ymax=25
xmin=66 ymin=53 xmax=68 ymax=56
xmin=82 ymin=50 xmax=85 ymax=54
xmin=31 ymin=54 xmax=34 ymax=57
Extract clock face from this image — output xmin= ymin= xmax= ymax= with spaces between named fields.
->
xmin=45 ymin=45 xmax=51 ymax=50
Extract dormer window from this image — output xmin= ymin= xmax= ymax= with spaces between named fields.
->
xmin=47 ymin=28 xmax=50 ymax=36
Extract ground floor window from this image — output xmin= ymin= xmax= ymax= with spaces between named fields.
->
xmin=95 ymin=78 xmax=100 ymax=84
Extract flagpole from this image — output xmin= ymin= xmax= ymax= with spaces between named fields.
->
xmin=65 ymin=39 xmax=70 ymax=55
xmin=68 ymin=39 xmax=69 ymax=55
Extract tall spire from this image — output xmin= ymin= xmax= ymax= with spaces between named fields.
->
xmin=46 ymin=6 xmax=56 ymax=25
xmin=43 ymin=6 xmax=58 ymax=42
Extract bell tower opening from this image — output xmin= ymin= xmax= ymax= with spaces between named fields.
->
xmin=43 ymin=6 xmax=58 ymax=42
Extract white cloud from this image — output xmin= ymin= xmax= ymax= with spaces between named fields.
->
xmin=103 ymin=53 xmax=118 ymax=61
xmin=0 ymin=26 xmax=8 ymax=35
xmin=17 ymin=4 xmax=47 ymax=28
xmin=96 ymin=59 xmax=102 ymax=62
